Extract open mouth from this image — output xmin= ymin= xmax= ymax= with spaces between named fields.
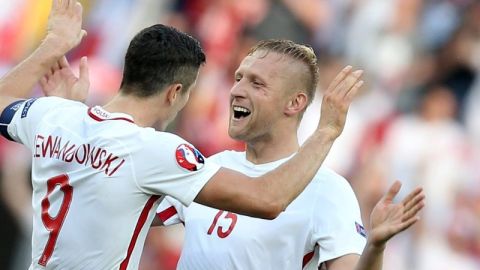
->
xmin=233 ymin=106 xmax=251 ymax=119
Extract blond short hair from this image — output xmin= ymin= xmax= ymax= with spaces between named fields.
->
xmin=248 ymin=39 xmax=319 ymax=106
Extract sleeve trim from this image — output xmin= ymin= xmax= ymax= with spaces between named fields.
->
xmin=0 ymin=100 xmax=26 ymax=141
xmin=157 ymin=205 xmax=178 ymax=223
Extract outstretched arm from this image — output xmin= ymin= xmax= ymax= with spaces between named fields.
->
xmin=326 ymin=181 xmax=425 ymax=270
xmin=0 ymin=0 xmax=86 ymax=109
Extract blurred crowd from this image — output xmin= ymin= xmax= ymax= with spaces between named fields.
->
xmin=1 ymin=0 xmax=479 ymax=269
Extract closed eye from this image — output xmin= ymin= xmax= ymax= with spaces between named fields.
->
xmin=234 ymin=73 xmax=242 ymax=82
xmin=252 ymin=80 xmax=264 ymax=88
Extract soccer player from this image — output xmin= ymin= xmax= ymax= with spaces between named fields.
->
xmin=0 ymin=1 xmax=363 ymax=269
xmin=156 ymin=40 xmax=425 ymax=269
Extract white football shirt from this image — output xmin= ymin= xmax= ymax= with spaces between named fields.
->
xmin=158 ymin=150 xmax=366 ymax=270
xmin=0 ymin=97 xmax=220 ymax=270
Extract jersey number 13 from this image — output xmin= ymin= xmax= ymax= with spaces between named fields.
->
xmin=207 ymin=210 xmax=238 ymax=238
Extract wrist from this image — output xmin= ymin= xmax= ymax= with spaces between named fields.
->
xmin=313 ymin=127 xmax=339 ymax=142
xmin=42 ymin=34 xmax=72 ymax=56
xmin=31 ymin=35 xmax=69 ymax=72
xmin=366 ymin=239 xmax=386 ymax=252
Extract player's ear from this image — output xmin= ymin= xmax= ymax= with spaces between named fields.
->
xmin=284 ymin=91 xmax=308 ymax=116
xmin=165 ymin=83 xmax=183 ymax=105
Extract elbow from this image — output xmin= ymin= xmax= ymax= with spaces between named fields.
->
xmin=252 ymin=182 xmax=288 ymax=220
xmin=258 ymin=199 xmax=285 ymax=220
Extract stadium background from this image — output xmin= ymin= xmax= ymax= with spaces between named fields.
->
xmin=0 ymin=0 xmax=479 ymax=269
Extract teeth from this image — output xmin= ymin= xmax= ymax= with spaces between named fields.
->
xmin=233 ymin=106 xmax=251 ymax=113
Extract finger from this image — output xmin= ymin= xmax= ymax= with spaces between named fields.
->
xmin=50 ymin=63 xmax=59 ymax=76
xmin=60 ymin=0 xmax=67 ymax=10
xmin=326 ymin=66 xmax=353 ymax=94
xmin=79 ymin=56 xmax=89 ymax=83
xmin=345 ymin=80 xmax=363 ymax=102
xmin=44 ymin=70 xmax=53 ymax=81
xmin=401 ymin=187 xmax=423 ymax=206
xmin=403 ymin=200 xmax=425 ymax=221
xmin=74 ymin=2 xmax=83 ymax=17
xmin=52 ymin=0 xmax=59 ymax=10
xmin=403 ymin=192 xmax=425 ymax=212
xmin=383 ymin=180 xmax=402 ymax=203
xmin=80 ymin=29 xmax=88 ymax=40
xmin=40 ymin=76 xmax=49 ymax=89
xmin=51 ymin=60 xmax=62 ymax=74
xmin=396 ymin=216 xmax=420 ymax=234
xmin=338 ymin=69 xmax=363 ymax=97
xmin=75 ymin=56 xmax=90 ymax=102
xmin=59 ymin=56 xmax=70 ymax=69
xmin=65 ymin=0 xmax=72 ymax=10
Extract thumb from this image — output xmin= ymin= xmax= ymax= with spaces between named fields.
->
xmin=81 ymin=29 xmax=88 ymax=40
xmin=74 ymin=56 xmax=90 ymax=102
xmin=59 ymin=56 xmax=70 ymax=69
xmin=78 ymin=29 xmax=88 ymax=43
xmin=78 ymin=56 xmax=89 ymax=84
xmin=40 ymin=76 xmax=49 ymax=92
xmin=383 ymin=181 xmax=401 ymax=203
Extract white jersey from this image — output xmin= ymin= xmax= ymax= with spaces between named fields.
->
xmin=0 ymin=97 xmax=220 ymax=270
xmin=157 ymin=150 xmax=366 ymax=270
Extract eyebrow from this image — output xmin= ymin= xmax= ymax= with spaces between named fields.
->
xmin=236 ymin=67 xmax=268 ymax=84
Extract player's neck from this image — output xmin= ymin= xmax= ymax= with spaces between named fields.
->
xmin=102 ymin=93 xmax=168 ymax=129
xmin=245 ymin=132 xmax=299 ymax=165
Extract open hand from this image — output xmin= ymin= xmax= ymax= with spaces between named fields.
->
xmin=46 ymin=0 xmax=87 ymax=51
xmin=318 ymin=66 xmax=364 ymax=139
xmin=368 ymin=181 xmax=425 ymax=248
xmin=40 ymin=56 xmax=89 ymax=102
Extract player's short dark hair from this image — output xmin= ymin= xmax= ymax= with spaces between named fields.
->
xmin=248 ymin=40 xmax=319 ymax=107
xmin=120 ymin=24 xmax=206 ymax=97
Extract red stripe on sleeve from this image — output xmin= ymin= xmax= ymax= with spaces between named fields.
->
xmin=157 ymin=206 xmax=178 ymax=223
xmin=302 ymin=250 xmax=315 ymax=268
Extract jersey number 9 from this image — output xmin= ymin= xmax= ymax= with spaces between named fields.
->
xmin=38 ymin=174 xmax=73 ymax=266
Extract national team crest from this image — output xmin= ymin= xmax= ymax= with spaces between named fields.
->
xmin=355 ymin=221 xmax=367 ymax=238
xmin=175 ymin=144 xmax=205 ymax=171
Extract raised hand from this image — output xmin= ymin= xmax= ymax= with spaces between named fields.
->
xmin=318 ymin=66 xmax=364 ymax=139
xmin=40 ymin=56 xmax=89 ymax=102
xmin=368 ymin=181 xmax=425 ymax=248
xmin=46 ymin=0 xmax=87 ymax=52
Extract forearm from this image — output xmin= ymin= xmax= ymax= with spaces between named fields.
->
xmin=258 ymin=128 xmax=336 ymax=210
xmin=354 ymin=242 xmax=385 ymax=270
xmin=195 ymin=130 xmax=336 ymax=220
xmin=0 ymin=36 xmax=68 ymax=98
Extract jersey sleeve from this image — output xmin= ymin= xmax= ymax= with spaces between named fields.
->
xmin=311 ymin=170 xmax=366 ymax=264
xmin=135 ymin=132 xmax=221 ymax=207
xmin=0 ymin=97 xmax=69 ymax=149
xmin=156 ymin=196 xmax=185 ymax=226
xmin=155 ymin=153 xmax=223 ymax=226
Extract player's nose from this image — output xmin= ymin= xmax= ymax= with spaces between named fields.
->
xmin=230 ymin=80 xmax=247 ymax=99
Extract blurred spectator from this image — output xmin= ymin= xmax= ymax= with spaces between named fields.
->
xmin=379 ymin=84 xmax=476 ymax=270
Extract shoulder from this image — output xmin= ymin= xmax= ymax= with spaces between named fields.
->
xmin=10 ymin=96 xmax=86 ymax=125
xmin=312 ymin=167 xmax=357 ymax=201
xmin=315 ymin=167 xmax=351 ymax=189
xmin=33 ymin=96 xmax=85 ymax=109
xmin=140 ymin=130 xmax=192 ymax=149
xmin=137 ymin=131 xmax=209 ymax=168
xmin=207 ymin=150 xmax=244 ymax=163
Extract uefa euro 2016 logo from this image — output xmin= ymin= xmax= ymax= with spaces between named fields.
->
xmin=175 ymin=144 xmax=205 ymax=171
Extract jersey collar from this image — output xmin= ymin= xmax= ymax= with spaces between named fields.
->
xmin=88 ymin=106 xmax=134 ymax=123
